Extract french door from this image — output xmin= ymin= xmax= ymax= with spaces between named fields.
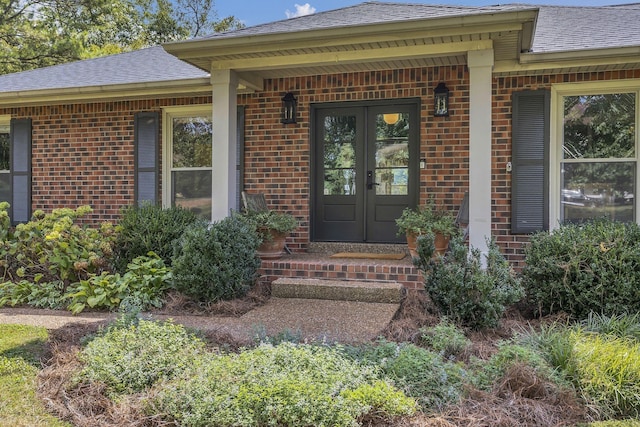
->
xmin=312 ymin=101 xmax=419 ymax=243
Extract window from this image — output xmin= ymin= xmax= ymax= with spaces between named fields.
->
xmin=0 ymin=118 xmax=10 ymax=203
xmin=163 ymin=107 xmax=212 ymax=221
xmin=557 ymin=91 xmax=637 ymax=224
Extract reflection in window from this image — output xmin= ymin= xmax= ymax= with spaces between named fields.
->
xmin=170 ymin=116 xmax=212 ymax=221
xmin=561 ymin=93 xmax=636 ymax=223
xmin=375 ymin=112 xmax=409 ymax=195
xmin=323 ymin=115 xmax=356 ymax=196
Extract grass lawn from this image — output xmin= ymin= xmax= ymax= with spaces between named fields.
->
xmin=0 ymin=324 xmax=70 ymax=427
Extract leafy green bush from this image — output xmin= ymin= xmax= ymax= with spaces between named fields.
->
xmin=0 ymin=280 xmax=67 ymax=309
xmin=172 ymin=216 xmax=261 ymax=302
xmin=77 ymin=319 xmax=206 ymax=395
xmin=415 ymin=234 xmax=524 ymax=330
xmin=419 ymin=318 xmax=470 ymax=358
xmin=151 ymin=342 xmax=416 ymax=427
xmin=0 ymin=204 xmax=115 ymax=284
xmin=112 ymin=204 xmax=200 ymax=273
xmin=345 ymin=340 xmax=466 ymax=412
xmin=66 ymin=254 xmax=172 ymax=314
xmin=522 ymin=218 xmax=640 ymax=318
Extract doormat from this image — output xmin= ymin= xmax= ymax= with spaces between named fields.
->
xmin=330 ymin=252 xmax=406 ymax=260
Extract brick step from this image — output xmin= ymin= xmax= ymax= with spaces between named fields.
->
xmin=271 ymin=277 xmax=405 ymax=304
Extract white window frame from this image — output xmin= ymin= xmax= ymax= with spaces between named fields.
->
xmin=550 ymin=80 xmax=640 ymax=229
xmin=161 ymin=105 xmax=213 ymax=215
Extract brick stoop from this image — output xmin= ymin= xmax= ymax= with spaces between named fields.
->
xmin=258 ymin=251 xmax=424 ymax=291
xmin=271 ymin=277 xmax=404 ymax=304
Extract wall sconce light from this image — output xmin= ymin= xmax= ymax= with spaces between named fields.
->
xmin=434 ymin=82 xmax=450 ymax=117
xmin=281 ymin=92 xmax=297 ymax=124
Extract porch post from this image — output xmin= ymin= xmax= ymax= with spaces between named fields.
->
xmin=467 ymin=49 xmax=494 ymax=260
xmin=210 ymin=69 xmax=238 ymax=221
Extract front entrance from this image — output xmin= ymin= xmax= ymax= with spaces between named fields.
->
xmin=312 ymin=100 xmax=419 ymax=243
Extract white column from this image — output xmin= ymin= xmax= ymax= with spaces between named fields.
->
xmin=210 ymin=69 xmax=238 ymax=221
xmin=467 ymin=49 xmax=494 ymax=260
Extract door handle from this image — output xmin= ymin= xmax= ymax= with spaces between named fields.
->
xmin=366 ymin=171 xmax=379 ymax=190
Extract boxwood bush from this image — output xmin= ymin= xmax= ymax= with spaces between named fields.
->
xmin=172 ymin=215 xmax=261 ymax=302
xmin=415 ymin=234 xmax=524 ymax=330
xmin=522 ymin=218 xmax=640 ymax=318
xmin=112 ymin=204 xmax=201 ymax=273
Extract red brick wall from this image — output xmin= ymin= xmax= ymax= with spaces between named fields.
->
xmin=2 ymin=67 xmax=640 ymax=267
xmin=493 ymin=70 xmax=640 ymax=268
xmin=240 ymin=66 xmax=470 ymax=252
xmin=0 ymin=97 xmax=211 ymax=223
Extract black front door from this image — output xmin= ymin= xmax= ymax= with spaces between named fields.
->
xmin=312 ymin=101 xmax=419 ymax=243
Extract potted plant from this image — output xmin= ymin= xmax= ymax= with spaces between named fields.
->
xmin=396 ymin=200 xmax=457 ymax=258
xmin=244 ymin=210 xmax=298 ymax=260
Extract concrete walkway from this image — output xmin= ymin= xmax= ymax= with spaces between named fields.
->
xmin=0 ymin=297 xmax=400 ymax=344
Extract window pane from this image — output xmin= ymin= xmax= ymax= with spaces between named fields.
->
xmin=0 ymin=172 xmax=9 ymax=203
xmin=561 ymin=162 xmax=635 ymax=223
xmin=375 ymin=112 xmax=409 ymax=195
xmin=323 ymin=115 xmax=356 ymax=196
xmin=563 ymin=93 xmax=635 ymax=159
xmin=172 ymin=170 xmax=212 ymax=221
xmin=0 ymin=124 xmax=9 ymax=171
xmin=172 ymin=117 xmax=212 ymax=168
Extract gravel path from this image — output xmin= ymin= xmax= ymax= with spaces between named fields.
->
xmin=0 ymin=298 xmax=400 ymax=344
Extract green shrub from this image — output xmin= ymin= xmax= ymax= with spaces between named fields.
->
xmin=112 ymin=204 xmax=200 ymax=273
xmin=415 ymin=235 xmax=524 ymax=330
xmin=345 ymin=340 xmax=466 ymax=412
xmin=419 ymin=318 xmax=470 ymax=358
xmin=471 ymin=341 xmax=563 ymax=391
xmin=172 ymin=216 xmax=261 ymax=302
xmin=522 ymin=218 xmax=640 ymax=318
xmin=571 ymin=331 xmax=640 ymax=419
xmin=66 ymin=254 xmax=172 ymax=314
xmin=0 ymin=280 xmax=67 ymax=309
xmin=152 ymin=342 xmax=416 ymax=427
xmin=0 ymin=204 xmax=115 ymax=284
xmin=77 ymin=319 xmax=206 ymax=395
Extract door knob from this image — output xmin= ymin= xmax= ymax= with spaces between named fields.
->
xmin=366 ymin=171 xmax=379 ymax=190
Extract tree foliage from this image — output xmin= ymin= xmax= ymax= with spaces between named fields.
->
xmin=0 ymin=0 xmax=243 ymax=75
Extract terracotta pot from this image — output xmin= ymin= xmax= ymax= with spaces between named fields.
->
xmin=406 ymin=232 xmax=450 ymax=258
xmin=257 ymin=228 xmax=287 ymax=260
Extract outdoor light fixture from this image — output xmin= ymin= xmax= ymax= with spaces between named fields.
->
xmin=434 ymin=82 xmax=450 ymax=117
xmin=281 ymin=92 xmax=297 ymax=124
xmin=382 ymin=113 xmax=401 ymax=125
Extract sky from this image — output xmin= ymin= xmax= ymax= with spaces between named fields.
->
xmin=216 ymin=0 xmax=640 ymax=27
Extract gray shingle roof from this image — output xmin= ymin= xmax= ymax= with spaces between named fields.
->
xmin=0 ymin=46 xmax=208 ymax=93
xmin=204 ymin=1 xmax=532 ymax=40
xmin=532 ymin=4 xmax=640 ymax=53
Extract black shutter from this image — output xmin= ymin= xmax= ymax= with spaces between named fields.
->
xmin=511 ymin=90 xmax=550 ymax=234
xmin=10 ymin=118 xmax=31 ymax=224
xmin=134 ymin=112 xmax=159 ymax=206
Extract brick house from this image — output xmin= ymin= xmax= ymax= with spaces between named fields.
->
xmin=0 ymin=1 xmax=639 ymax=270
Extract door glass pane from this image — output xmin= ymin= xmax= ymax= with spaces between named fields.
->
xmin=0 ymin=173 xmax=9 ymax=203
xmin=323 ymin=115 xmax=356 ymax=195
xmin=172 ymin=117 xmax=212 ymax=168
xmin=0 ymin=124 xmax=9 ymax=171
xmin=375 ymin=112 xmax=409 ymax=195
xmin=563 ymin=93 xmax=635 ymax=159
xmin=172 ymin=170 xmax=212 ymax=221
xmin=561 ymin=162 xmax=635 ymax=223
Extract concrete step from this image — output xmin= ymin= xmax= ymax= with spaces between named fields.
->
xmin=271 ymin=277 xmax=405 ymax=304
